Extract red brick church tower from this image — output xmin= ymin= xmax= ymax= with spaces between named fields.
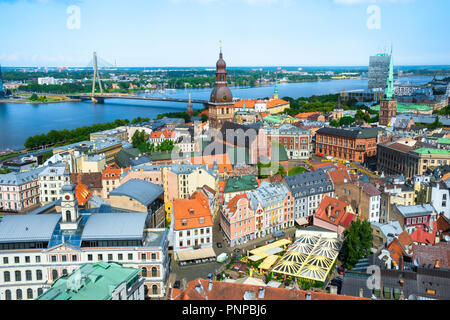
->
xmin=208 ymin=46 xmax=235 ymax=130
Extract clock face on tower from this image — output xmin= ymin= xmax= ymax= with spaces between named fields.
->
xmin=65 ymin=195 xmax=70 ymax=201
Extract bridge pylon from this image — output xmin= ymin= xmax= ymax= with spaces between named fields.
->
xmin=92 ymin=52 xmax=104 ymax=103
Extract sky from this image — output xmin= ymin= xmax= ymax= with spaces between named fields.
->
xmin=0 ymin=0 xmax=449 ymax=67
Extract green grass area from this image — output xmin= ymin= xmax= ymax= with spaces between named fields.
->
xmin=288 ymin=166 xmax=308 ymax=176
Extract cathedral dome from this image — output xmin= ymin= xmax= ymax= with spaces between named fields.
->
xmin=210 ymin=86 xmax=233 ymax=103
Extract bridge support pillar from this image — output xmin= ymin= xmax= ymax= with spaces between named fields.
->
xmin=92 ymin=97 xmax=105 ymax=104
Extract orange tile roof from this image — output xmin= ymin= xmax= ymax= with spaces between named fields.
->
xmin=224 ymin=194 xmax=248 ymax=216
xmin=314 ymin=196 xmax=355 ymax=228
xmin=190 ymin=154 xmax=233 ymax=175
xmin=173 ymin=192 xmax=213 ymax=231
xmin=173 ymin=278 xmax=370 ymax=300
xmin=295 ymin=112 xmax=319 ymax=119
xmin=328 ymin=168 xmax=352 ymax=184
xmin=102 ymin=165 xmax=129 ymax=180
xmin=150 ymin=128 xmax=175 ymax=139
xmin=386 ymin=231 xmax=413 ymax=265
xmin=75 ymin=183 xmax=92 ymax=207
xmin=266 ymin=98 xmax=289 ymax=109
xmin=234 ymin=99 xmax=256 ymax=109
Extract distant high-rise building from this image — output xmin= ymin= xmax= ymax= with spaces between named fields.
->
xmin=379 ymin=49 xmax=397 ymax=127
xmin=0 ymin=64 xmax=5 ymax=97
xmin=368 ymin=53 xmax=391 ymax=91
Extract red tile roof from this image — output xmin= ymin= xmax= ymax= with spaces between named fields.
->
xmin=172 ymin=278 xmax=370 ymax=300
xmin=314 ymin=196 xmax=356 ymax=228
xmin=410 ymin=225 xmax=436 ymax=245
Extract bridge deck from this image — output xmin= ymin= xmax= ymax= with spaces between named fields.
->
xmin=68 ymin=94 xmax=208 ymax=104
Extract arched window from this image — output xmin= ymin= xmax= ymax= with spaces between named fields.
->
xmin=5 ymin=290 xmax=12 ymax=300
xmin=15 ymin=271 xmax=21 ymax=282
xmin=62 ymin=269 xmax=68 ymax=276
xmin=141 ymin=267 xmax=147 ymax=277
xmin=36 ymin=270 xmax=42 ymax=280
xmin=152 ymin=285 xmax=158 ymax=295
xmin=27 ymin=288 xmax=33 ymax=299
xmin=16 ymin=289 xmax=22 ymax=300
xmin=52 ymin=269 xmax=58 ymax=281
xmin=151 ymin=267 xmax=157 ymax=278
xmin=4 ymin=271 xmax=10 ymax=282
xmin=66 ymin=211 xmax=71 ymax=222
xmin=26 ymin=270 xmax=32 ymax=281
xmin=37 ymin=288 xmax=43 ymax=297
xmin=144 ymin=285 xmax=148 ymax=296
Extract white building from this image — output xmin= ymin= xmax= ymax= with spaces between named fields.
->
xmin=38 ymin=163 xmax=71 ymax=205
xmin=431 ymin=179 xmax=450 ymax=219
xmin=0 ymin=185 xmax=169 ymax=300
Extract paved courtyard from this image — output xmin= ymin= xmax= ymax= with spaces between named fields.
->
xmin=167 ymin=211 xmax=298 ymax=288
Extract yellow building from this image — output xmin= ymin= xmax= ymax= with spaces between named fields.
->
xmin=162 ymin=165 xmax=219 ymax=223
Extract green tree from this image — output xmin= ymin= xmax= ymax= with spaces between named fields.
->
xmin=339 ymin=116 xmax=356 ymax=126
xmin=156 ymin=139 xmax=175 ymax=152
xmin=340 ymin=219 xmax=373 ymax=269
xmin=132 ymin=130 xmax=149 ymax=149
xmin=427 ymin=116 xmax=444 ymax=130
xmin=329 ymin=120 xmax=339 ymax=127
xmin=29 ymin=94 xmax=38 ymax=101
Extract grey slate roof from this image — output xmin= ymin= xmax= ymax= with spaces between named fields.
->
xmin=0 ymin=214 xmax=61 ymax=243
xmin=395 ymin=203 xmax=437 ymax=217
xmin=0 ymin=167 xmax=44 ymax=186
xmin=317 ymin=127 xmax=380 ymax=139
xmin=285 ymin=170 xmax=334 ymax=198
xmin=81 ymin=212 xmax=148 ymax=241
xmin=109 ymin=179 xmax=163 ymax=207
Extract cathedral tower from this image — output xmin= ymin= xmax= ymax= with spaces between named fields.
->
xmin=208 ymin=44 xmax=235 ymax=130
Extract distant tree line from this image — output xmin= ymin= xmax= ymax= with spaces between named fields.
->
xmin=24 ymin=119 xmax=130 ymax=150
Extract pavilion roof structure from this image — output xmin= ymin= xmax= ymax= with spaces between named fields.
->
xmin=271 ymin=232 xmax=341 ymax=283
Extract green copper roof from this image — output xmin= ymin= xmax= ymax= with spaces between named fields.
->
xmin=438 ymin=138 xmax=450 ymax=145
xmin=413 ymin=148 xmax=450 ymax=155
xmin=224 ymin=175 xmax=258 ymax=194
xmin=370 ymin=104 xmax=432 ymax=113
xmin=36 ymin=262 xmax=141 ymax=300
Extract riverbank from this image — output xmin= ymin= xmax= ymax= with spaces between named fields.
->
xmin=0 ymin=98 xmax=81 ymax=104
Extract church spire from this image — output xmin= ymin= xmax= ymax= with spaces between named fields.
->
xmin=384 ymin=46 xmax=395 ymax=100
xmin=274 ymin=80 xmax=279 ymax=100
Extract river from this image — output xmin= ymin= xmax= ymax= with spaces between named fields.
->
xmin=0 ymin=76 xmax=433 ymax=151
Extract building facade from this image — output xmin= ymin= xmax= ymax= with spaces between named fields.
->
xmin=315 ymin=127 xmax=379 ymax=163
xmin=38 ymin=164 xmax=71 ymax=205
xmin=0 ymin=186 xmax=169 ymax=300
xmin=0 ymin=168 xmax=42 ymax=214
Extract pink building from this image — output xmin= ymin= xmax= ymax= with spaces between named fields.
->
xmin=0 ymin=169 xmax=41 ymax=214
xmin=220 ymin=194 xmax=256 ymax=247
xmin=120 ymin=167 xmax=163 ymax=186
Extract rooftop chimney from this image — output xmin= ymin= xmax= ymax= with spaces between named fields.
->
xmin=359 ymin=288 xmax=364 ymax=298
xmin=258 ymin=288 xmax=265 ymax=299
xmin=326 ymin=205 xmax=332 ymax=218
xmin=208 ymin=280 xmax=213 ymax=291
xmin=399 ymin=256 xmax=404 ymax=271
